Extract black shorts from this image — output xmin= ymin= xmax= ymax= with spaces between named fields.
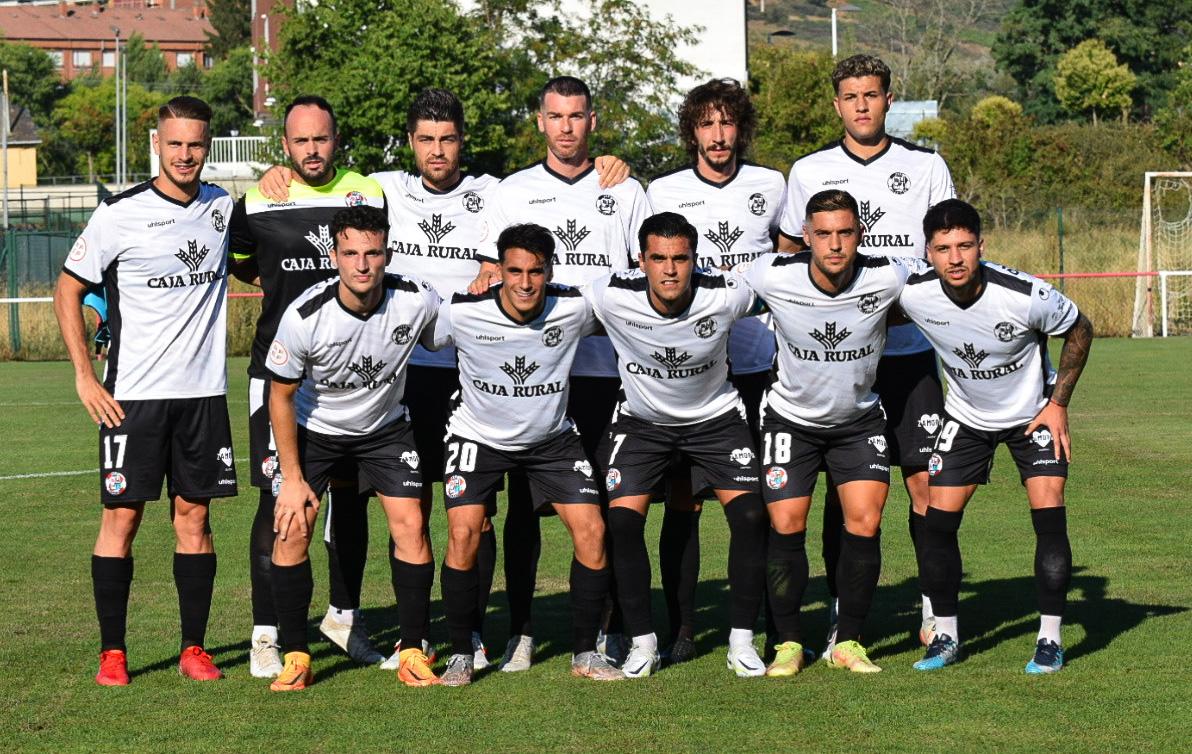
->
xmin=406 ymin=364 xmax=461 ymax=482
xmin=689 ymin=371 xmax=773 ymax=499
xmin=759 ymin=404 xmax=890 ymax=503
xmin=442 ymin=430 xmax=600 ymax=513
xmin=927 ymin=415 xmax=1069 ymax=487
xmin=99 ymin=396 xmax=238 ymax=505
xmin=297 ymin=418 xmax=423 ymax=499
xmin=873 ymin=349 xmax=945 ymax=469
xmin=601 ymin=405 xmax=760 ymax=500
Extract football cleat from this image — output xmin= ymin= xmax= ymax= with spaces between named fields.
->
xmin=914 ymin=634 xmax=961 ymax=671
xmin=178 ymin=646 xmax=223 ymax=681
xmin=381 ymin=639 xmax=436 ymax=671
xmin=727 ymin=643 xmax=766 ymax=677
xmin=269 ymin=652 xmax=313 ymax=692
xmin=1025 ymin=639 xmax=1064 ymax=675
xmin=621 ymin=642 xmax=660 ymax=679
xmin=471 ymin=632 xmax=490 ymax=671
xmin=919 ymin=616 xmax=937 ymax=647
xmin=821 ymin=599 xmax=839 ymax=662
xmin=320 ymin=611 xmax=385 ymax=665
xmin=765 ymin=641 xmax=809 ymax=677
xmin=96 ymin=649 xmax=130 ymax=687
xmin=571 ymin=651 xmax=626 ymax=681
xmin=396 ymin=647 xmax=441 ymax=687
xmin=596 ymin=630 xmax=628 ymax=667
xmin=662 ymin=634 xmax=696 ymax=665
xmin=499 ymin=635 xmax=534 ymax=673
xmin=250 ymin=634 xmax=284 ymax=679
xmin=440 ymin=653 xmax=474 ymax=687
xmin=828 ymin=640 xmax=882 ymax=673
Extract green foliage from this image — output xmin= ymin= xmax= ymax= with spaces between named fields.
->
xmin=51 ymin=78 xmax=167 ymax=177
xmin=124 ymin=33 xmax=167 ymax=88
xmin=1053 ymin=39 xmax=1135 ymax=125
xmin=969 ymin=94 xmax=1023 ymax=128
xmin=748 ymin=46 xmax=838 ymax=173
xmin=200 ymin=47 xmax=256 ymax=137
xmin=0 ymin=38 xmax=65 ymax=123
xmin=1154 ymin=43 xmax=1192 ymax=169
xmin=205 ymin=0 xmax=251 ymax=61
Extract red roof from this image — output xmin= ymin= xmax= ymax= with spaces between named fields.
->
xmin=0 ymin=3 xmax=213 ymax=44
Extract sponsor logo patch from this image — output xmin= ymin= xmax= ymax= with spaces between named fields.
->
xmin=730 ymin=447 xmax=755 ymax=466
xmin=268 ymin=341 xmax=289 ymax=366
xmin=445 ymin=474 xmax=466 ymax=498
xmin=217 ymin=447 xmax=234 ymax=467
xmin=573 ymin=460 xmax=593 ymax=478
xmin=917 ymin=413 xmax=941 ymax=435
xmin=1031 ymin=429 xmax=1053 ymax=448
xmin=765 ymin=466 xmax=788 ymax=489
xmin=69 ymin=238 xmax=88 ymax=261
xmin=104 ymin=471 xmax=127 ymax=496
xmin=344 ymin=190 xmax=366 ymax=206
xmin=928 ymin=453 xmax=943 ymax=477
xmin=261 ymin=455 xmax=277 ymax=479
xmin=605 ymin=468 xmax=622 ymax=492
xmin=401 ymin=450 xmax=420 ymax=469
xmin=868 ymin=435 xmax=888 ymax=454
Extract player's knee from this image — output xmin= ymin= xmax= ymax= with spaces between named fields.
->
xmin=768 ymin=505 xmax=807 ymax=535
xmin=447 ymin=520 xmax=481 ymax=552
xmin=273 ymin=533 xmax=310 ymax=564
xmin=845 ymin=509 xmax=883 ymax=537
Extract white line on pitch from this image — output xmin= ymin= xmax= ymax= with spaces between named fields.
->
xmin=1 ymin=457 xmax=252 ymax=482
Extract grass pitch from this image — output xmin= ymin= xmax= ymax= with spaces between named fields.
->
xmin=2 ymin=339 xmax=1190 ymax=753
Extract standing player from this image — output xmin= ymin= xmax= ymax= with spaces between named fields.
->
xmin=228 ymin=96 xmax=386 ymax=676
xmin=897 ymin=199 xmax=1092 ymax=673
xmin=586 ymin=212 xmax=770 ymax=678
xmin=746 ymin=190 xmax=925 ymax=675
xmin=474 ymin=75 xmax=652 ymax=670
xmin=265 ymin=206 xmax=442 ymax=690
xmin=645 ymin=78 xmax=785 ymax=660
xmin=778 ymin=54 xmax=956 ymax=652
xmin=54 ymin=96 xmax=236 ymax=686
xmin=428 ymin=224 xmax=623 ymax=685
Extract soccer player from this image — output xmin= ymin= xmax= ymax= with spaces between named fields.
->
xmin=585 ymin=212 xmax=769 ymax=678
xmin=746 ymin=189 xmax=925 ymax=675
xmin=897 ymin=199 xmax=1092 ymax=673
xmin=427 ymin=224 xmax=623 ymax=685
xmin=645 ymin=78 xmax=785 ymax=661
xmin=54 ymin=96 xmax=236 ymax=686
xmin=265 ymin=205 xmax=442 ymax=690
xmin=777 ymin=54 xmax=956 ymax=653
xmin=473 ymin=75 xmax=652 ymax=670
xmin=229 ymin=96 xmax=386 ymax=676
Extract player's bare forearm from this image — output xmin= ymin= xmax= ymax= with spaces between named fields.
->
xmin=268 ymin=380 xmax=305 ymax=483
xmin=776 ymin=234 xmax=806 ymax=253
xmin=1051 ymin=313 xmax=1093 ymax=407
xmin=54 ymin=272 xmax=123 ymax=426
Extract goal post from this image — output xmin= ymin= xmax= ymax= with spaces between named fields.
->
xmin=1134 ymin=172 xmax=1192 ymax=336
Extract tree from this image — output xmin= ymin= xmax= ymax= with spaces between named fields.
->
xmin=748 ymin=46 xmax=838 ymax=173
xmin=1053 ymin=39 xmax=1135 ymax=125
xmin=0 ymin=38 xmax=65 ymax=124
xmin=124 ymin=33 xmax=167 ymax=88
xmin=1155 ymin=43 xmax=1192 ymax=168
xmin=52 ymin=78 xmax=167 ymax=178
xmin=205 ymin=0 xmax=251 ymax=61
xmin=200 ymin=47 xmax=255 ymax=136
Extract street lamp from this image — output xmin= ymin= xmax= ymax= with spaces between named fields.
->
xmin=832 ymin=4 xmax=861 ymax=58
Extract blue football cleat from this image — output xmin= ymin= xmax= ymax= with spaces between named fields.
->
xmin=1025 ymin=639 xmax=1064 ymax=674
xmin=913 ymin=634 xmax=960 ymax=671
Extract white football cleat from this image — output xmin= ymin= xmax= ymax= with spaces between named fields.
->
xmin=249 ymin=633 xmax=284 ymax=678
xmin=727 ymin=643 xmax=766 ymax=677
xmin=472 ymin=632 xmax=490 ymax=671
xmin=620 ymin=642 xmax=660 ymax=679
xmin=499 ymin=635 xmax=534 ymax=672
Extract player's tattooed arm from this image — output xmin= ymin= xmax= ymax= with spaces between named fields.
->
xmin=593 ymin=155 xmax=630 ymax=188
xmin=268 ymin=379 xmax=321 ymax=540
xmin=258 ymin=165 xmax=295 ymax=203
xmin=1025 ymin=312 xmax=1093 ymax=461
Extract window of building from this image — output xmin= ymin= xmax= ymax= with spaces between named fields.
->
xmin=73 ymin=50 xmax=93 ymax=67
xmin=176 ymin=52 xmax=194 ymax=67
xmin=49 ymin=51 xmax=64 ymax=67
xmin=102 ymin=51 xmax=116 ymax=68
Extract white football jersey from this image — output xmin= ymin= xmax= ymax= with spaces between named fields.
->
xmin=430 ymin=283 xmax=599 ymax=451
xmin=778 ymin=137 xmax=955 ymax=356
xmin=374 ymin=170 xmax=498 ymax=369
xmin=481 ymin=162 xmax=652 ymax=377
xmin=585 ymin=268 xmax=756 ymax=426
xmin=647 ymin=162 xmax=784 ymax=375
xmin=267 ymin=274 xmax=441 ymax=436
xmin=63 ymin=180 xmax=232 ymax=400
xmin=745 ymin=251 xmax=925 ymax=428
xmin=898 ymin=262 xmax=1080 ymax=431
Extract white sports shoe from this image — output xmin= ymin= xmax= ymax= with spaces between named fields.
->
xmin=249 ymin=634 xmax=284 ymax=678
xmin=320 ymin=611 xmax=385 ymax=665
xmin=821 ymin=599 xmax=839 ymax=662
xmin=621 ymin=642 xmax=660 ymax=679
xmin=727 ymin=643 xmax=766 ymax=677
xmin=472 ymin=632 xmax=490 ymax=670
xmin=500 ymin=635 xmax=534 ymax=672
xmin=381 ymin=639 xmax=435 ymax=671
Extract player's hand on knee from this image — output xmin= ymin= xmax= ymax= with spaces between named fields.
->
xmin=76 ymin=375 xmax=124 ymax=428
xmin=1026 ymin=401 xmax=1071 ymax=461
xmin=258 ymin=165 xmax=294 ymax=203
xmin=594 ymin=155 xmax=630 ymax=188
xmin=274 ymin=480 xmax=319 ymax=540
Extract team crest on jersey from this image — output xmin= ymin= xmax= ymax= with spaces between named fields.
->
xmin=542 ymin=326 xmax=564 ymax=347
xmin=867 ymin=435 xmax=888 ymax=454
xmin=888 ymin=172 xmax=910 ymax=195
xmin=858 ymin=293 xmax=880 ymax=314
xmin=391 ymin=325 xmax=413 ymax=345
xmin=705 ymin=221 xmax=743 ymax=254
xmin=605 ymin=468 xmax=622 ymax=492
xmin=995 ymin=321 xmax=1016 ymax=342
xmin=554 ymin=219 xmax=591 ymax=251
xmin=261 ymin=454 xmax=278 ymax=479
xmin=1031 ymin=429 xmax=1053 ymax=448
xmin=268 ymin=341 xmax=289 ymax=366
xmin=953 ymin=343 xmax=989 ymax=369
xmin=175 ymin=240 xmax=210 ymax=272
xmin=217 ymin=447 xmax=234 ymax=468
xmin=694 ymin=316 xmax=717 ymax=339
xmin=725 ymin=276 xmax=739 ymax=289
xmin=765 ymin=466 xmax=788 ymax=490
xmin=104 ymin=471 xmax=127 ymax=496
xmin=211 ymin=208 xmax=226 ymax=232
xmin=928 ymin=453 xmax=943 ymax=477
xmin=1038 ymin=286 xmax=1051 ymax=300
xmin=573 ymin=460 xmax=593 ymax=478
xmin=595 ymin=194 xmax=617 ymax=215
xmin=730 ymin=448 xmax=755 ymax=466
xmin=462 ymin=191 xmax=485 ymax=213
xmin=917 ymin=413 xmax=941 ymax=435
xmin=345 ymin=191 xmax=366 ymax=207
xmin=748 ymin=192 xmax=767 ymax=216
xmin=445 ymin=474 xmax=467 ymax=498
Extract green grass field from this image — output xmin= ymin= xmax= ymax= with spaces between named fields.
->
xmin=2 ymin=341 xmax=1190 ymax=752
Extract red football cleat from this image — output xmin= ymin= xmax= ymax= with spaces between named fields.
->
xmin=96 ymin=649 xmax=130 ymax=686
xmin=178 ymin=646 xmax=223 ymax=681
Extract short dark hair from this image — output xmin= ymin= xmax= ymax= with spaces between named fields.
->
xmin=539 ymin=76 xmax=592 ymax=110
xmin=406 ymin=88 xmax=465 ymax=135
xmin=678 ymin=78 xmax=756 ymax=162
xmin=805 ymin=189 xmax=860 ymax=224
xmin=331 ymin=206 xmax=388 ymax=246
xmin=158 ymin=96 xmax=212 ymax=124
xmin=831 ymin=54 xmax=891 ymax=93
xmin=284 ymin=95 xmax=338 ymax=135
xmin=638 ymin=212 xmax=698 ymax=253
xmin=923 ymin=198 xmax=982 ymax=242
xmin=497 ymin=223 xmax=555 ymax=267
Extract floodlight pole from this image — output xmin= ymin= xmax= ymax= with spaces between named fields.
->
xmin=2 ymin=69 xmax=10 ymax=231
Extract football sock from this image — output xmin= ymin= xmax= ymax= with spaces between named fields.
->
xmin=766 ymin=528 xmax=808 ymax=644
xmin=1032 ymin=506 xmax=1072 ymax=618
xmin=325 ymin=487 xmax=369 ymax=611
xmin=503 ymin=478 xmax=540 ymax=637
xmin=921 ymin=507 xmax=965 ymax=620
xmin=390 ymin=555 xmax=433 ymax=648
xmin=935 ymin=615 xmax=959 ymax=642
xmin=328 ymin=606 xmax=355 ymax=626
xmin=821 ymin=484 xmax=844 ymax=599
xmin=631 ymin=632 xmax=658 ymax=653
xmin=92 ymin=555 xmax=133 ymax=652
xmin=441 ymin=563 xmax=478 ymax=656
xmin=476 ymin=525 xmax=497 ymax=638
xmin=174 ymin=552 xmax=216 ymax=651
xmin=570 ymin=558 xmax=611 ymax=654
xmin=728 ymin=627 xmax=755 ymax=651
xmin=608 ymin=507 xmax=653 ymax=637
xmin=1038 ymin=614 xmax=1063 ymax=645
xmin=834 ymin=529 xmax=881 ymax=644
xmin=724 ymin=492 xmax=768 ymax=630
xmin=910 ymin=510 xmax=934 ymax=619
xmin=271 ymin=558 xmax=312 ymax=654
xmin=249 ymin=490 xmax=276 ymax=626
xmin=251 ymin=625 xmax=277 ymax=643
xmin=659 ymin=506 xmax=701 ymax=641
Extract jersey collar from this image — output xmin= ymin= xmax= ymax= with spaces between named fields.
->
xmin=806 ymin=259 xmax=861 ymax=298
xmin=540 ymin=160 xmax=595 ymax=186
xmin=420 ymin=173 xmax=465 ymax=195
xmin=150 ymin=180 xmax=202 ymax=208
xmin=838 ymin=137 xmax=892 ymax=167
xmin=335 ymin=285 xmax=385 ymax=321
xmin=937 ymin=265 xmax=988 ymax=310
xmin=692 ymin=161 xmax=743 ymax=189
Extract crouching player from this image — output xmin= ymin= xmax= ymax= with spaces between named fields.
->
xmin=265 ymin=206 xmax=442 ymax=690
xmin=899 ymin=199 xmax=1093 ymax=673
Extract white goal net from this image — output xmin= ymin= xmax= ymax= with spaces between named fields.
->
xmin=1133 ymin=172 xmax=1192 ymax=336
